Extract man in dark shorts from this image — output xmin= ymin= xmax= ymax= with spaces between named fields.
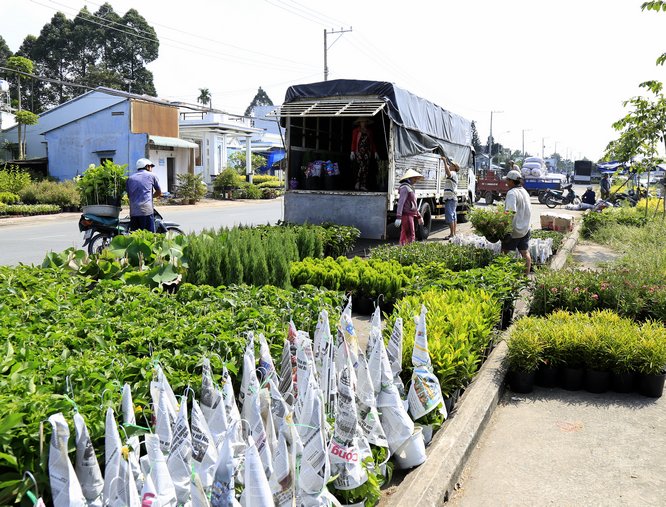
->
xmin=501 ymin=170 xmax=532 ymax=275
xmin=127 ymin=158 xmax=162 ymax=232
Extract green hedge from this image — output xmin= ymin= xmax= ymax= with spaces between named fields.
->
xmin=0 ymin=191 xmax=20 ymax=204
xmin=0 ymin=204 xmax=61 ymax=216
xmin=19 ymin=179 xmax=80 ymax=207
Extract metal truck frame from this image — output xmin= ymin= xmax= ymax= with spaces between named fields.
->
xmin=272 ymin=80 xmax=476 ymax=240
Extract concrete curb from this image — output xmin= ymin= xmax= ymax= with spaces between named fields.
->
xmin=383 ymin=220 xmax=582 ymax=506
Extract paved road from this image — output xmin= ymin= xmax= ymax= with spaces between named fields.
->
xmin=0 ymin=198 xmax=283 ymax=266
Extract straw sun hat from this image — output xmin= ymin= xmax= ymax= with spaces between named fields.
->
xmin=399 ymin=169 xmax=424 ymax=182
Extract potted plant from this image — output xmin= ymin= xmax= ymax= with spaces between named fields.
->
xmin=506 ymin=327 xmax=543 ymax=393
xmin=469 ymin=205 xmax=514 ymax=243
xmin=632 ymin=323 xmax=666 ymax=398
xmin=76 ymin=160 xmax=127 ymax=217
xmin=175 ymin=172 xmax=207 ymax=204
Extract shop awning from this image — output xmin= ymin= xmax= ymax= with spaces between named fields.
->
xmin=269 ymin=99 xmax=386 ymax=118
xmin=148 ymin=135 xmax=198 ymax=149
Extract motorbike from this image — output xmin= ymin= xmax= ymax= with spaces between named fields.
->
xmin=78 ymin=209 xmax=184 ymax=255
xmin=544 ymin=184 xmax=580 ymax=208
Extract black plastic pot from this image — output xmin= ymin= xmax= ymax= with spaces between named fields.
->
xmin=637 ymin=372 xmax=666 ymax=398
xmin=353 ymin=296 xmax=374 ymax=316
xmin=536 ymin=365 xmax=560 ymax=388
xmin=611 ymin=372 xmax=635 ymax=393
xmin=584 ymin=369 xmax=611 ymax=394
xmin=444 ymin=395 xmax=455 ymax=415
xmin=561 ymin=367 xmax=584 ymax=391
xmin=508 ymin=370 xmax=536 ymax=394
xmin=500 ymin=300 xmax=515 ymax=330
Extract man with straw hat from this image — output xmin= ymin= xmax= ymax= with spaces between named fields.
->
xmin=395 ymin=168 xmax=424 ymax=245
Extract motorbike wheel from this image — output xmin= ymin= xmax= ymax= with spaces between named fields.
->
xmin=166 ymin=226 xmax=185 ymax=236
xmin=538 ymin=191 xmax=548 ymax=204
xmin=572 ymin=197 xmax=581 ymax=205
xmin=88 ymin=232 xmax=113 ymax=255
xmin=545 ymin=196 xmax=559 ymax=209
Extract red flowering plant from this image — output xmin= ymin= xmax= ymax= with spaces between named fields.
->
xmin=469 ymin=205 xmax=514 ymax=243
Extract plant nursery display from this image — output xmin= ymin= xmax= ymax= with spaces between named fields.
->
xmin=469 ymin=205 xmax=514 ymax=243
xmin=0 ymin=256 xmax=476 ymax=506
xmin=507 ymin=310 xmax=666 ymax=396
xmin=75 ymin=161 xmax=128 ymax=217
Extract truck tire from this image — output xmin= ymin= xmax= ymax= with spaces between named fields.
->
xmin=484 ymin=191 xmax=494 ymax=206
xmin=415 ymin=202 xmax=432 ymax=241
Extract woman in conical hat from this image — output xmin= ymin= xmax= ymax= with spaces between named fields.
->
xmin=395 ymin=169 xmax=424 ymax=245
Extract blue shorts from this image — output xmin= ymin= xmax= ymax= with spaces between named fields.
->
xmin=130 ymin=214 xmax=156 ymax=232
xmin=444 ymin=199 xmax=457 ymax=223
xmin=501 ymin=230 xmax=531 ymax=252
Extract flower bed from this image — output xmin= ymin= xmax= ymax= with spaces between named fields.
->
xmin=531 ymin=267 xmax=666 ymax=321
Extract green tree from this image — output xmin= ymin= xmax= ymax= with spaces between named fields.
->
xmin=14 ymin=110 xmax=39 ymax=160
xmin=605 ymin=80 xmax=666 ymax=173
xmin=31 ymin=12 xmax=75 ymax=108
xmin=0 ymin=36 xmax=12 ymax=80
xmin=197 ymin=88 xmax=212 ymax=109
xmin=244 ymin=86 xmax=273 ymax=116
xmin=470 ymin=121 xmax=483 ymax=155
xmin=642 ymin=1 xmax=666 ymax=65
xmin=228 ymin=151 xmax=267 ymax=175
xmin=6 ymin=56 xmax=36 ymax=159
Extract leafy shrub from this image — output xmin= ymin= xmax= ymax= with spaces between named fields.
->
xmin=581 ymin=206 xmax=648 ymax=238
xmin=19 ymin=179 xmax=80 ymax=207
xmin=175 ymin=172 xmax=207 ymax=203
xmin=0 ymin=165 xmax=32 ymax=194
xmin=0 ymin=204 xmax=60 ymax=215
xmin=232 ymin=183 xmax=262 ymax=199
xmin=253 ymin=174 xmax=279 ymax=185
xmin=370 ymin=242 xmax=496 ymax=271
xmin=213 ymin=168 xmax=242 ymax=194
xmin=531 ymin=267 xmax=666 ymax=321
xmin=509 ymin=310 xmax=666 ymax=374
xmin=387 ymin=288 xmax=500 ymax=395
xmin=469 ymin=204 xmax=513 ymax=242
xmin=75 ymin=160 xmax=127 ymax=206
xmin=0 ymin=191 xmax=20 ymax=204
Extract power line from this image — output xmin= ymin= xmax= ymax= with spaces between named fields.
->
xmin=30 ymin=0 xmax=318 ymax=72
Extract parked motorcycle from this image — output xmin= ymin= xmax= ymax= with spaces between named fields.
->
xmin=78 ymin=209 xmax=184 ymax=255
xmin=544 ymin=184 xmax=580 ymax=208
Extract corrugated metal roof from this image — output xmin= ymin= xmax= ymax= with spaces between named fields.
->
xmin=269 ymin=99 xmax=386 ymax=118
xmin=149 ymin=135 xmax=197 ymax=149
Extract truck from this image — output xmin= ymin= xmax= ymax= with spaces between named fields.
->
xmin=271 ymin=79 xmax=476 ymax=240
xmin=475 ymin=170 xmax=564 ymax=205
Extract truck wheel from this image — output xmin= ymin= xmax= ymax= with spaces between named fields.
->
xmin=415 ymin=202 xmax=432 ymax=241
xmin=484 ymin=191 xmax=494 ymax=205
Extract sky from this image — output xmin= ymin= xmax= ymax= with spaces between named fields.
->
xmin=2 ymin=0 xmax=666 ymax=161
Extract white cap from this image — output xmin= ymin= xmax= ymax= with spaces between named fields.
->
xmin=587 ymin=185 xmax=593 ymax=190
xmin=136 ymin=158 xmax=154 ymax=170
xmin=503 ymin=169 xmax=522 ymax=181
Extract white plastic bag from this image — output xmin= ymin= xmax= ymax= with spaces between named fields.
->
xmin=48 ymin=413 xmax=86 ymax=507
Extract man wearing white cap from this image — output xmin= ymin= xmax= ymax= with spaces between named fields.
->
xmin=502 ymin=169 xmax=532 ymax=274
xmin=127 ymin=158 xmax=162 ymax=232
xmin=395 ymin=169 xmax=424 ymax=245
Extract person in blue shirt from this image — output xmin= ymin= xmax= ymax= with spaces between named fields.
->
xmin=126 ymin=158 xmax=162 ymax=232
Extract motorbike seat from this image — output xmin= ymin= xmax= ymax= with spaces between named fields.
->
xmin=82 ymin=213 xmax=120 ymax=227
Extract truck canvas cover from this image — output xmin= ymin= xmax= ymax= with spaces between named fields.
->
xmin=281 ymin=79 xmax=472 ymax=166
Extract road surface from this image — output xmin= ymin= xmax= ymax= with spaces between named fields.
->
xmin=0 ymin=198 xmax=283 ymax=266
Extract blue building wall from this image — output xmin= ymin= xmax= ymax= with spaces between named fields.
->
xmin=44 ymin=101 xmax=148 ymax=180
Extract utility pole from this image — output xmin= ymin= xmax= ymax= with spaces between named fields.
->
xmin=522 ymin=128 xmax=531 ymax=159
xmin=488 ymin=110 xmax=503 ymax=170
xmin=324 ymin=27 xmax=352 ymax=81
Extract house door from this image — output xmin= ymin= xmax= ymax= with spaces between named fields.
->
xmin=167 ymin=157 xmax=175 ymax=192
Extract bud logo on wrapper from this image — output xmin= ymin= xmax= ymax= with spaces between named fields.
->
xmin=330 ymin=443 xmax=358 ymax=463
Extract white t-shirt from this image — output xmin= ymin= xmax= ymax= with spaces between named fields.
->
xmin=442 ymin=172 xmax=458 ymax=200
xmin=505 ymin=186 xmax=531 ymax=238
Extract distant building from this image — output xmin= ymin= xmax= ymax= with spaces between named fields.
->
xmin=178 ymin=109 xmax=261 ymax=184
xmin=1 ymin=87 xmax=197 ymax=192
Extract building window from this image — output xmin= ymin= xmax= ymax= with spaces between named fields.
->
xmin=100 ymin=157 xmax=114 ymax=164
